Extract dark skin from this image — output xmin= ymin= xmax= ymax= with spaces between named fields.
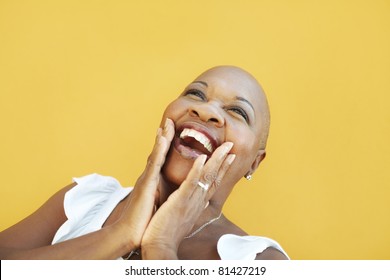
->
xmin=0 ymin=66 xmax=287 ymax=260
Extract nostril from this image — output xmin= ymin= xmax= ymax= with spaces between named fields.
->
xmin=189 ymin=106 xmax=223 ymax=126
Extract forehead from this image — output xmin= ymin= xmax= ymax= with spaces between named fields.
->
xmin=192 ymin=67 xmax=264 ymax=113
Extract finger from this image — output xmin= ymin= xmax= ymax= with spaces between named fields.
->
xmin=138 ymin=119 xmax=175 ymax=189
xmin=148 ymin=118 xmax=175 ymax=170
xmin=161 ymin=118 xmax=175 ymax=143
xmin=200 ymin=142 xmax=234 ymax=188
xmin=206 ymin=153 xmax=236 ymax=200
xmin=144 ymin=131 xmax=167 ymax=177
xmin=180 ymin=154 xmax=207 ymax=197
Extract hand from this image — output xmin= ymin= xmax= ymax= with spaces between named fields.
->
xmin=117 ymin=118 xmax=175 ymax=251
xmin=141 ymin=142 xmax=236 ymax=259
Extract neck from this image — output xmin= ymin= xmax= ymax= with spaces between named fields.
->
xmin=189 ymin=200 xmax=223 ymax=234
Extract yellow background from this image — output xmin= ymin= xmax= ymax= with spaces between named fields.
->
xmin=0 ymin=0 xmax=389 ymax=259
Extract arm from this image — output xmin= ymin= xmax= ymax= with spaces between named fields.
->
xmin=0 ymin=183 xmax=71 ymax=259
xmin=0 ymin=183 xmax=133 ymax=259
xmin=0 ymin=119 xmax=175 ymax=259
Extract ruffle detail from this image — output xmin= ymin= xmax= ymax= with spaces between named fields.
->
xmin=217 ymin=234 xmax=290 ymax=260
xmin=52 ymin=173 xmax=132 ymax=244
xmin=51 ymin=174 xmax=289 ymax=260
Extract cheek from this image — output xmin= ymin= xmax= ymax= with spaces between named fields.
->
xmin=162 ymin=147 xmax=194 ymax=186
xmin=160 ymin=99 xmax=194 ymax=185
xmin=226 ymin=128 xmax=258 ymax=171
xmin=161 ymin=99 xmax=187 ymax=124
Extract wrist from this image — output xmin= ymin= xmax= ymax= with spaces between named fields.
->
xmin=141 ymin=242 xmax=178 ymax=260
xmin=109 ymin=222 xmax=138 ymax=254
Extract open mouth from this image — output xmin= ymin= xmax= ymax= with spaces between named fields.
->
xmin=173 ymin=127 xmax=218 ymax=159
xmin=180 ymin=128 xmax=214 ymax=153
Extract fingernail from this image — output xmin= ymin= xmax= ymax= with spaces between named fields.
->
xmin=164 ymin=118 xmax=170 ymax=130
xmin=226 ymin=154 xmax=236 ymax=165
xmin=198 ymin=154 xmax=207 ymax=165
xmin=156 ymin=127 xmax=162 ymax=137
xmin=224 ymin=142 xmax=234 ymax=153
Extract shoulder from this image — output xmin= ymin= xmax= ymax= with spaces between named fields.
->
xmin=218 ymin=215 xmax=249 ymax=235
xmin=216 ymin=218 xmax=289 ymax=260
xmin=217 ymin=233 xmax=289 ymax=260
xmin=64 ymin=173 xmax=131 ymax=208
xmin=255 ymin=247 xmax=289 ymax=260
xmin=52 ymin=173 xmax=132 ymax=244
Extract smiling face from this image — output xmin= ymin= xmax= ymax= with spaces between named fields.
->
xmin=160 ymin=66 xmax=270 ymax=199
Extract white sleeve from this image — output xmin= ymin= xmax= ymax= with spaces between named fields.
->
xmin=217 ymin=234 xmax=290 ymax=260
xmin=52 ymin=173 xmax=132 ymax=244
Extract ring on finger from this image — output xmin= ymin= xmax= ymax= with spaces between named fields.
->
xmin=197 ymin=181 xmax=209 ymax=191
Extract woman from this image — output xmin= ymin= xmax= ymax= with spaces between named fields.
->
xmin=0 ymin=65 xmax=288 ymax=260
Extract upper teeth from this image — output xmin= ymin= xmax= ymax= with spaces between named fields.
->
xmin=180 ymin=128 xmax=213 ymax=153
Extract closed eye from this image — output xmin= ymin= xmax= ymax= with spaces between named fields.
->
xmin=228 ymin=106 xmax=249 ymax=123
xmin=184 ymin=89 xmax=206 ymax=101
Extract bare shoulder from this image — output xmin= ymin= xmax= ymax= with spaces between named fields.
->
xmin=255 ymin=247 xmax=289 ymax=260
xmin=219 ymin=215 xmax=248 ymax=236
xmin=219 ymin=216 xmax=288 ymax=260
xmin=0 ymin=182 xmax=76 ymax=251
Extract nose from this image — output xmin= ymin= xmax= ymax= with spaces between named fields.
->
xmin=189 ymin=102 xmax=225 ymax=127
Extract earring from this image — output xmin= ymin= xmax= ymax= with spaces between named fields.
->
xmin=245 ymin=174 xmax=252 ymax=181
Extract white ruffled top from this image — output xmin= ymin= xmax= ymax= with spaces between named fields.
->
xmin=52 ymin=174 xmax=289 ymax=260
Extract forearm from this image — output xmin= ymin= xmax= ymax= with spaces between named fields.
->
xmin=1 ymin=223 xmax=134 ymax=260
xmin=141 ymin=243 xmax=178 ymax=260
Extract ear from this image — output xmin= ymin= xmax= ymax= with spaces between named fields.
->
xmin=245 ymin=149 xmax=266 ymax=177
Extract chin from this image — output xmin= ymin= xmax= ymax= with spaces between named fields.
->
xmin=162 ymin=149 xmax=195 ymax=187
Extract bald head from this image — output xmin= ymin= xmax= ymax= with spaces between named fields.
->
xmin=195 ymin=66 xmax=270 ymax=149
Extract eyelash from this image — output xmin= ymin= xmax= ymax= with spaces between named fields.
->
xmin=185 ymin=89 xmax=206 ymax=100
xmin=228 ymin=106 xmax=249 ymax=122
xmin=184 ymin=89 xmax=250 ymax=123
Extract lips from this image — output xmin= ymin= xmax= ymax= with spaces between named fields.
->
xmin=173 ymin=123 xmax=219 ymax=159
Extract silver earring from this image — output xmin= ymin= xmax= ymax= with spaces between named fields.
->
xmin=245 ymin=174 xmax=252 ymax=181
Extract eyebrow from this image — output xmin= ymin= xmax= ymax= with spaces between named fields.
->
xmin=192 ymin=81 xmax=208 ymax=87
xmin=236 ymin=96 xmax=255 ymax=112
